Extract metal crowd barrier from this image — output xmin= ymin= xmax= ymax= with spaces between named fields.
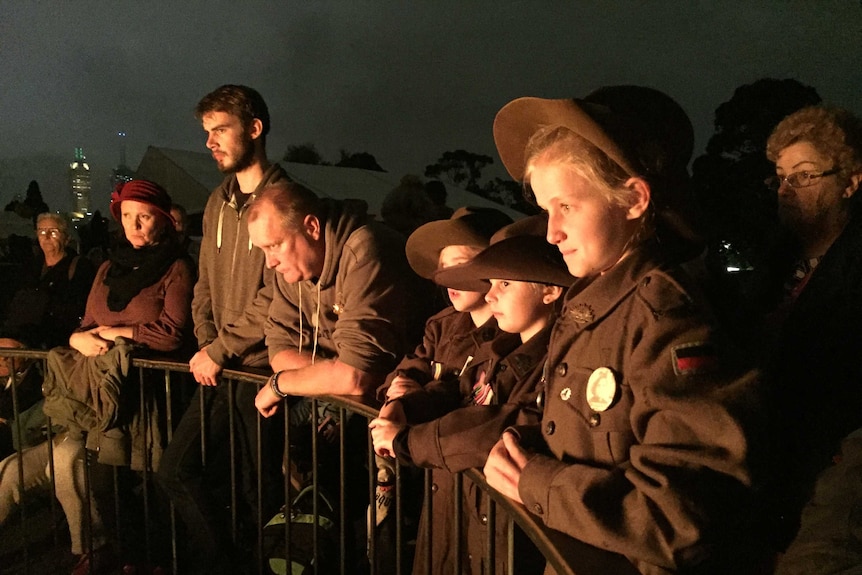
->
xmin=0 ymin=348 xmax=636 ymax=575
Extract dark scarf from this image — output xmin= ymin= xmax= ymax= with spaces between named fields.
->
xmin=104 ymin=236 xmax=182 ymax=312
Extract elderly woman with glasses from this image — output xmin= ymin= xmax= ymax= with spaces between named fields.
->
xmin=1 ymin=213 xmax=95 ymax=350
xmin=753 ymin=107 xmax=862 ymax=560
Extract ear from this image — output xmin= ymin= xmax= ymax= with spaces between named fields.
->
xmin=624 ymin=178 xmax=651 ymax=221
xmin=542 ymin=285 xmax=564 ymax=305
xmin=843 ymin=172 xmax=862 ymax=199
xmin=248 ymin=118 xmax=264 ymax=141
xmin=303 ymin=214 xmax=321 ymax=241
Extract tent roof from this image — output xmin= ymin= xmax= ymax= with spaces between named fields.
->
xmin=137 ymin=146 xmax=524 ymax=219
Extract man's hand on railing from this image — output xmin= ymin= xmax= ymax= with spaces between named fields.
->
xmin=189 ymin=346 xmax=222 ymax=386
xmin=483 ymin=431 xmax=529 ymax=504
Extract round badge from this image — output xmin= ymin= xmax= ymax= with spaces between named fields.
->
xmin=560 ymin=387 xmax=572 ymax=401
xmin=586 ymin=367 xmax=618 ymax=412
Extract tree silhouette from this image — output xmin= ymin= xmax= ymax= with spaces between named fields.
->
xmin=481 ymin=177 xmax=539 ymax=215
xmin=283 ymin=143 xmax=328 ymax=165
xmin=692 ymin=78 xmax=820 ymax=272
xmin=335 ymin=150 xmax=385 ymax=172
xmin=4 ymin=180 xmax=49 ymax=222
xmin=424 ymin=150 xmax=493 ymax=193
xmin=692 ymin=78 xmax=821 ymax=269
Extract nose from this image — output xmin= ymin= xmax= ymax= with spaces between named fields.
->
xmin=265 ymin=251 xmax=279 ymax=270
xmin=546 ymin=213 xmax=565 ymax=245
xmin=206 ymin=132 xmax=217 ymax=150
xmin=485 ymin=285 xmax=498 ymax=304
xmin=777 ymin=179 xmax=793 ymax=196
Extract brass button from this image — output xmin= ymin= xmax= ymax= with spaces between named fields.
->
xmin=533 ymin=503 xmax=543 ymax=515
xmin=546 ymin=421 xmax=556 ymax=435
xmin=431 ymin=483 xmax=438 ymax=493
xmin=556 ymin=363 xmax=567 ymax=377
xmin=480 ymin=514 xmax=488 ymax=525
xmin=589 ymin=413 xmax=601 ymax=427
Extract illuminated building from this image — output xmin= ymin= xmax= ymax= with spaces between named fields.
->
xmin=69 ymin=147 xmax=91 ymax=220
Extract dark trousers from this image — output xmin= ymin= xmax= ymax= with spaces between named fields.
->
xmin=156 ymin=380 xmax=282 ymax=574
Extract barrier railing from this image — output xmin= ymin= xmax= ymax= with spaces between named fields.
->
xmin=0 ymin=348 xmax=637 ymax=575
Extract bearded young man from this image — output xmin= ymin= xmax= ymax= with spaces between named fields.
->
xmin=156 ymin=85 xmax=288 ymax=575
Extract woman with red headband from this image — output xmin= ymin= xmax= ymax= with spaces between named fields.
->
xmin=29 ymin=179 xmax=193 ymax=575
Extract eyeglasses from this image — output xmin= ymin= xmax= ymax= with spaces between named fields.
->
xmin=36 ymin=228 xmax=63 ymax=238
xmin=764 ymin=168 xmax=840 ymax=191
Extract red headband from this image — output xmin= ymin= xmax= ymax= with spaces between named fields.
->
xmin=110 ymin=180 xmax=175 ymax=225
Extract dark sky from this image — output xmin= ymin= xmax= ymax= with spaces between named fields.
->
xmin=1 ymin=1 xmax=860 ymax=213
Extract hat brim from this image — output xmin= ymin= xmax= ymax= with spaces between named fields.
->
xmin=407 ymin=218 xmax=498 ymax=279
xmin=434 ymin=236 xmax=575 ymax=292
xmin=493 ymin=97 xmax=637 ymax=183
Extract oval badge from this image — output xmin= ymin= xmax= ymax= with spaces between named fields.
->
xmin=586 ymin=367 xmax=618 ymax=412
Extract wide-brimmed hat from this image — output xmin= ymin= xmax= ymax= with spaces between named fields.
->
xmin=493 ymin=86 xmax=702 ymax=250
xmin=406 ymin=206 xmax=513 ymax=279
xmin=433 ymin=214 xmax=575 ymax=291
xmin=493 ymin=85 xmax=694 ymax=182
xmin=110 ymin=179 xmax=175 ymax=225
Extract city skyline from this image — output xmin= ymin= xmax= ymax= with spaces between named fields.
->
xmin=1 ymin=1 xmax=860 ymax=214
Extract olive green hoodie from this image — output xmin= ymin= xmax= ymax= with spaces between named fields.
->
xmin=193 ymin=163 xmax=289 ymax=367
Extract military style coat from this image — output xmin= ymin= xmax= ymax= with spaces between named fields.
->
xmin=376 ymin=307 xmax=499 ymax=403
xmin=516 ymin=241 xmax=763 ymax=575
xmin=398 ymin=325 xmax=551 ymax=575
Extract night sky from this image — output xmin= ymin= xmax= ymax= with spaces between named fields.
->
xmin=1 ymin=1 xmax=860 ymax=213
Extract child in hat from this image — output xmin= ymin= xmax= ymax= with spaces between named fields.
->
xmin=481 ymin=87 xmax=765 ymax=574
xmin=371 ymin=206 xmax=511 ymax=573
xmin=370 ymin=215 xmax=574 ymax=575
xmin=377 ymin=206 xmax=513 ymax=406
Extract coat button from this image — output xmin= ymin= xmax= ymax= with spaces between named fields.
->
xmin=546 ymin=421 xmax=556 ymax=435
xmin=431 ymin=483 xmax=438 ymax=493
xmin=641 ymin=276 xmax=651 ymax=287
xmin=556 ymin=363 xmax=567 ymax=377
xmin=533 ymin=503 xmax=543 ymax=515
xmin=480 ymin=514 xmax=488 ymax=525
xmin=589 ymin=413 xmax=601 ymax=427
xmin=536 ymin=390 xmax=545 ymax=409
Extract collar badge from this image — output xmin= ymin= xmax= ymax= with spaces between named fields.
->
xmin=570 ymin=303 xmax=595 ymax=324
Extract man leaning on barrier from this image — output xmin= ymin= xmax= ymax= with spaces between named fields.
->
xmin=247 ymin=182 xmax=430 ymax=556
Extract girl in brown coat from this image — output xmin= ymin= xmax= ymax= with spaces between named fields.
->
xmin=482 ymin=87 xmax=765 ymax=575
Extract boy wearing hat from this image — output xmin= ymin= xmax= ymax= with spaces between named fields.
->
xmin=370 ymin=207 xmax=511 ymax=572
xmin=370 ymin=216 xmax=573 ymax=575
xmin=377 ymin=206 xmax=513 ymax=406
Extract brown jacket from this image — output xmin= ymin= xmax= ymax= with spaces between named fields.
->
xmin=376 ymin=306 xmax=498 ymax=401
xmin=516 ymin=241 xmax=762 ymax=575
xmin=265 ymin=199 xmax=429 ymax=375
xmin=399 ymin=325 xmax=551 ymax=575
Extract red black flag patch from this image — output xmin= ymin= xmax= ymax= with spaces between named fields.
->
xmin=672 ymin=342 xmax=719 ymax=375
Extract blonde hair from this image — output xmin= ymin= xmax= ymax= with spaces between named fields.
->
xmin=767 ymin=106 xmax=862 ymax=182
xmin=436 ymin=244 xmax=484 ymax=271
xmin=523 ymin=126 xmax=634 ymax=209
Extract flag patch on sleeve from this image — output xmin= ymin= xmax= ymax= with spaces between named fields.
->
xmin=672 ymin=342 xmax=718 ymax=375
